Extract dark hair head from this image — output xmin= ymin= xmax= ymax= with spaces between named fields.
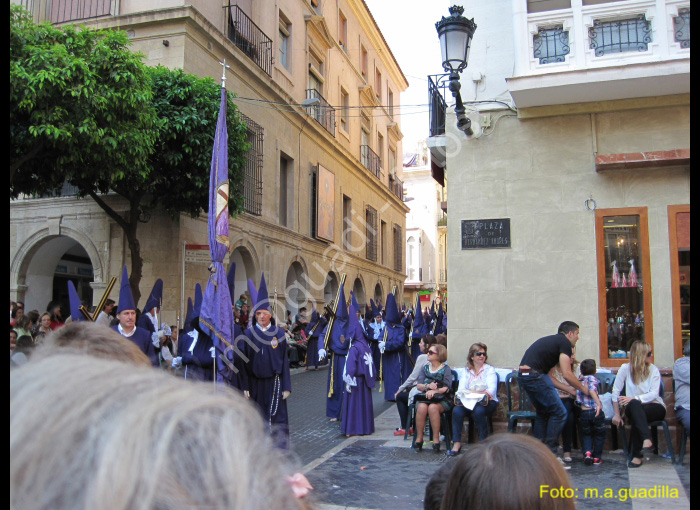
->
xmin=441 ymin=434 xmax=574 ymax=510
xmin=683 ymin=340 xmax=690 ymax=357
xmin=424 ymin=462 xmax=454 ymax=510
xmin=435 ymin=333 xmax=447 ymax=347
xmin=26 ymin=310 xmax=40 ymax=324
xmin=422 ymin=334 xmax=436 ymax=348
xmin=557 ymin=321 xmax=579 ymax=336
xmin=103 ymin=299 xmax=115 ymax=311
xmin=579 ymin=358 xmax=596 ymax=376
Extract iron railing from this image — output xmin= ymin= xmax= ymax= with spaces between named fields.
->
xmin=589 ymin=15 xmax=652 ymax=56
xmin=239 ymin=113 xmax=263 ymax=216
xmin=428 ymin=73 xmax=449 ymax=137
xmin=20 ymin=0 xmax=113 ymax=23
xmin=305 ymin=89 xmax=336 ymax=136
xmin=361 ymin=145 xmax=381 ymax=179
xmin=389 ymin=175 xmax=404 ymax=201
xmin=673 ymin=8 xmax=690 ymax=49
xmin=225 ymin=3 xmax=273 ymax=76
xmin=533 ymin=25 xmax=570 ymax=64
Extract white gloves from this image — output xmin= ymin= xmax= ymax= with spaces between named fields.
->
xmin=363 ymin=352 xmax=374 ymax=377
xmin=282 ymin=390 xmax=291 ymax=400
xmin=209 ymin=346 xmax=216 ymax=358
xmin=318 ymin=348 xmax=327 ymax=360
xmin=378 ymin=341 xmax=386 ymax=353
xmin=151 ymin=332 xmax=161 ymax=347
xmin=172 ymin=356 xmax=183 ymax=369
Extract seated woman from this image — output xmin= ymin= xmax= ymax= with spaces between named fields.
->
xmin=548 ymin=346 xmax=579 ymax=463
xmin=447 ymin=342 xmax=498 ymax=456
xmin=414 ymin=343 xmax=452 ymax=452
xmin=612 ymin=340 xmax=666 ymax=467
xmin=393 ymin=334 xmax=435 ymax=436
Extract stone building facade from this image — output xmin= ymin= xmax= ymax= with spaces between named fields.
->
xmin=10 ymin=0 xmax=409 ymax=325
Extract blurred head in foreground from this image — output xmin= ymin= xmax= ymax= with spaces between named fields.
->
xmin=10 ymin=353 xmax=308 ymax=510
xmin=441 ymin=434 xmax=574 ymax=510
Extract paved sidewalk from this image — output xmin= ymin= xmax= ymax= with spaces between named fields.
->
xmin=285 ymin=367 xmax=690 ymax=510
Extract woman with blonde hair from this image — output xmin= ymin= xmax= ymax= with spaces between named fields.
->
xmin=10 ymin=354 xmax=311 ymax=510
xmin=611 ymin=340 xmax=665 ymax=467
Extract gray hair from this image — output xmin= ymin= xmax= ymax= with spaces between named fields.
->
xmin=10 ymin=355 xmax=306 ymax=510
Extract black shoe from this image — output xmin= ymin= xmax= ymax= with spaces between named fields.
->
xmin=445 ymin=447 xmax=461 ymax=457
xmin=414 ymin=441 xmax=423 ymax=453
xmin=432 ymin=443 xmax=441 ymax=453
xmin=628 ymin=459 xmax=643 ymax=468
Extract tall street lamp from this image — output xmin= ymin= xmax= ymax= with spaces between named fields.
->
xmin=435 ymin=6 xmax=477 ymax=135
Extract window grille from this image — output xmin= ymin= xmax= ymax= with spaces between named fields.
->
xmin=673 ymin=9 xmax=690 ymax=48
xmin=589 ymin=15 xmax=652 ymax=56
xmin=533 ymin=25 xmax=570 ymax=64
xmin=239 ymin=113 xmax=263 ymax=216
xmin=366 ymin=206 xmax=378 ymax=262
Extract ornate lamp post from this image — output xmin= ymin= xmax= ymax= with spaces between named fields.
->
xmin=435 ymin=6 xmax=477 ymax=135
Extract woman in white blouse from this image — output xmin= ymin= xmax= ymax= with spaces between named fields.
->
xmin=611 ymin=340 xmax=666 ymax=467
xmin=446 ymin=342 xmax=498 ymax=456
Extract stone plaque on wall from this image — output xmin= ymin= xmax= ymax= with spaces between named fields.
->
xmin=461 ymin=218 xmax=511 ymax=249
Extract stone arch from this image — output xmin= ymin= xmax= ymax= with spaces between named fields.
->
xmin=229 ymin=239 xmax=260 ymax=303
xmin=284 ymin=258 xmax=309 ymax=319
xmin=324 ymin=270 xmax=340 ymax=304
xmin=352 ymin=274 xmax=366 ymax=309
xmin=10 ymin=227 xmax=104 ymax=313
xmin=373 ymin=281 xmax=384 ymax=307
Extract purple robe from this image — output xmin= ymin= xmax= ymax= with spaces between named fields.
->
xmin=341 ymin=338 xmax=376 ymax=436
xmin=244 ymin=325 xmax=291 ymax=449
xmin=320 ymin=321 xmax=348 ymax=420
xmin=380 ymin=322 xmax=406 ymax=401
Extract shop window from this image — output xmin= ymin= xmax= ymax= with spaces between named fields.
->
xmin=668 ymin=205 xmax=690 ymax=360
xmin=595 ymin=208 xmax=653 ymax=366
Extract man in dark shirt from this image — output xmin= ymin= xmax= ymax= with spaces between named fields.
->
xmin=518 ymin=321 xmax=591 ymax=464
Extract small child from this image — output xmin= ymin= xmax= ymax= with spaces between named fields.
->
xmin=576 ymin=359 xmax=606 ymax=465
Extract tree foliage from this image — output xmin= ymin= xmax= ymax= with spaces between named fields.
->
xmin=10 ymin=6 xmax=250 ymax=303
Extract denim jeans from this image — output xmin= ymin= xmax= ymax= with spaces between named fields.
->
xmin=560 ymin=398 xmax=576 ymax=453
xmin=452 ymin=399 xmax=498 ymax=443
xmin=578 ymin=408 xmax=606 ymax=458
xmin=518 ymin=372 xmax=567 ymax=455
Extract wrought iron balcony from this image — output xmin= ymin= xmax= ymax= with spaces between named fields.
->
xmin=305 ymin=89 xmax=336 ymax=137
xmin=428 ymin=74 xmax=449 ymax=137
xmin=361 ymin=145 xmax=381 ymax=179
xmin=226 ymin=3 xmax=273 ymax=76
xmin=19 ymin=0 xmax=113 ymax=23
xmin=389 ymin=174 xmax=404 ymax=201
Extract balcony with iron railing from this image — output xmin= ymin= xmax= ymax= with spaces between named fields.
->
xmin=20 ymin=0 xmax=114 ymax=24
xmin=389 ymin=175 xmax=404 ymax=201
xmin=361 ymin=145 xmax=381 ymax=179
xmin=306 ymin=89 xmax=336 ymax=137
xmin=428 ymin=73 xmax=449 ymax=138
xmin=225 ymin=3 xmax=273 ymax=76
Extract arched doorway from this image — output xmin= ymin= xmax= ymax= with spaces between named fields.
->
xmin=229 ymin=246 xmax=257 ymax=305
xmin=285 ymin=261 xmax=307 ymax=320
xmin=14 ymin=235 xmax=96 ymax=317
xmin=374 ymin=282 xmax=384 ymax=308
xmin=352 ymin=277 xmax=366 ymax=309
xmin=324 ymin=271 xmax=339 ymax=304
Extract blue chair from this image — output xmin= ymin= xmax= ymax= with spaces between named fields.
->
xmin=505 ymin=372 xmax=536 ymax=433
xmin=619 ymin=380 xmax=675 ymax=464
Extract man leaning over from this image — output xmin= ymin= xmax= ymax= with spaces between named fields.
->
xmin=518 ymin=321 xmax=594 ymax=468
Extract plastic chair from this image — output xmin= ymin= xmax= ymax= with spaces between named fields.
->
xmin=505 ymin=372 xmax=537 ymax=433
xmin=467 ymin=371 xmax=500 ymax=443
xmin=595 ymin=373 xmax=618 ymax=451
xmin=673 ymin=379 xmax=689 ymax=465
xmin=620 ymin=380 xmax=675 ymax=464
